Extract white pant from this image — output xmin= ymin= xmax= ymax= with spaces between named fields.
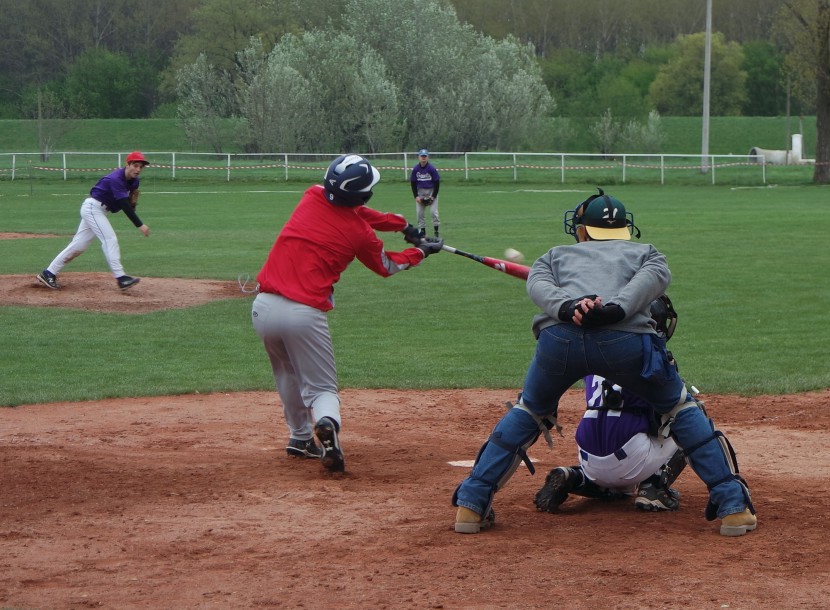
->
xmin=47 ymin=198 xmax=126 ymax=278
xmin=579 ymin=433 xmax=679 ymax=493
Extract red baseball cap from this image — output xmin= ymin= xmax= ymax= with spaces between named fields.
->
xmin=126 ymin=151 xmax=150 ymax=166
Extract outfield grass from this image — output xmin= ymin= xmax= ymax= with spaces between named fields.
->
xmin=0 ymin=116 xmax=817 ymax=156
xmin=1 ymin=180 xmax=828 ymax=406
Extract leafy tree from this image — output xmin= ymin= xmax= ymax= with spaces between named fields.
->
xmin=162 ymin=0 xmax=345 ymax=101
xmin=342 ymin=0 xmax=551 ymax=150
xmin=19 ymin=85 xmax=76 ymax=159
xmin=0 ymin=0 xmax=196 ymax=117
xmin=237 ymin=31 xmax=402 ymax=153
xmin=541 ymin=50 xmax=656 ymax=120
xmin=741 ymin=41 xmax=787 ymax=116
xmin=776 ymin=0 xmax=830 ymax=183
xmin=452 ymin=0 xmax=786 ymax=56
xmin=63 ymin=48 xmax=149 ymax=118
xmin=649 ymin=32 xmax=747 ymax=116
xmin=176 ymin=54 xmax=237 ymax=152
xmin=619 ymin=110 xmax=666 ymax=153
xmin=590 ymin=108 xmax=621 ymax=155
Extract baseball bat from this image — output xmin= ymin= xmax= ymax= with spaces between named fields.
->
xmin=441 ymin=244 xmax=530 ymax=280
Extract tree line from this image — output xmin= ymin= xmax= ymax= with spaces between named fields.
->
xmin=0 ymin=0 xmax=802 ymax=121
xmin=1 ymin=0 xmax=828 ymax=181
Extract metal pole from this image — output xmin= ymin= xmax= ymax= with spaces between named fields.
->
xmin=701 ymin=0 xmax=712 ymax=173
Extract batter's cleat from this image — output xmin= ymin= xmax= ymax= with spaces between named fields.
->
xmin=286 ymin=437 xmax=323 ymax=459
xmin=720 ymin=508 xmax=757 ymax=537
xmin=314 ymin=417 xmax=345 ymax=473
xmin=535 ymin=466 xmax=581 ymax=512
xmin=117 ymin=275 xmax=140 ymax=291
xmin=454 ymin=506 xmax=496 ymax=534
xmin=37 ymin=270 xmax=60 ymax=290
xmin=634 ymin=482 xmax=681 ymax=512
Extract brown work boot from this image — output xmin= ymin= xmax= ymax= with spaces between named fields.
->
xmin=720 ymin=508 xmax=757 ymax=536
xmin=454 ymin=506 xmax=495 ymax=534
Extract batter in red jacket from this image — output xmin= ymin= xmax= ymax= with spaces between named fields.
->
xmin=252 ymin=154 xmax=443 ymax=473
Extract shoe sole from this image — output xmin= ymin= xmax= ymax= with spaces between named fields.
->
xmin=37 ymin=274 xmax=59 ymax=290
xmin=286 ymin=447 xmax=322 ymax=459
xmin=314 ymin=422 xmax=345 ymax=473
xmin=634 ymin=498 xmax=678 ymax=512
xmin=455 ymin=511 xmax=495 ymax=534
xmin=119 ymin=278 xmax=140 ymax=292
xmin=455 ymin=521 xmax=485 ymax=534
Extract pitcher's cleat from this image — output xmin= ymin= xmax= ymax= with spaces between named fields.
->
xmin=117 ymin=275 xmax=140 ymax=291
xmin=37 ymin=270 xmax=60 ymax=290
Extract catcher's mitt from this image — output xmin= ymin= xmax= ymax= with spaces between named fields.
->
xmin=129 ymin=189 xmax=140 ymax=208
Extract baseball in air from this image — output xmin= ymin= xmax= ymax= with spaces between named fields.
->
xmin=504 ymin=247 xmax=524 ymax=263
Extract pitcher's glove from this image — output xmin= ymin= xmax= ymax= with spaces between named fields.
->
xmin=420 ymin=195 xmax=434 ymax=205
xmin=129 ymin=189 xmax=140 ymax=209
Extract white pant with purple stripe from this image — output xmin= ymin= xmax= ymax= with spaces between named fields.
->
xmin=579 ymin=432 xmax=679 ymax=492
xmin=47 ymin=198 xmax=125 ymax=278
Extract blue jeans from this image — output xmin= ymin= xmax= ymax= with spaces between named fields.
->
xmin=454 ymin=325 xmax=750 ymax=520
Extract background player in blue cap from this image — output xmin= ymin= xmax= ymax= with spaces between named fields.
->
xmin=410 ymin=149 xmax=441 ymax=238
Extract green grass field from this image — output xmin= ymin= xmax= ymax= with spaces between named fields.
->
xmin=0 ymin=116 xmax=817 ymax=156
xmin=1 ymin=179 xmax=828 ymax=406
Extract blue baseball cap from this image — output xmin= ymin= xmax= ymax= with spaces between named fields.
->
xmin=418 ymin=149 xmax=429 ymax=157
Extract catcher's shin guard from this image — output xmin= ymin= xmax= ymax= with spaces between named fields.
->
xmin=663 ymin=396 xmax=754 ymax=519
xmin=452 ymin=406 xmax=545 ymax=518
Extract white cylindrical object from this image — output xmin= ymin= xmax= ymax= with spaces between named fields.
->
xmin=749 ymin=147 xmax=789 ymax=165
xmin=791 ymin=134 xmax=803 ymax=163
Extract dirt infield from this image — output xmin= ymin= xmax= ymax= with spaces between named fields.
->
xmin=3 ymin=387 xmax=830 ymax=609
xmin=3 ymin=266 xmax=829 ymax=608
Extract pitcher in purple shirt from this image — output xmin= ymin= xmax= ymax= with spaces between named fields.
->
xmin=409 ymin=149 xmax=440 ymax=238
xmin=37 ymin=151 xmax=151 ymax=291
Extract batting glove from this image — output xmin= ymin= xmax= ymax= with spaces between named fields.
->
xmin=417 ymin=237 xmax=444 ymax=258
xmin=402 ymin=223 xmax=422 ymax=245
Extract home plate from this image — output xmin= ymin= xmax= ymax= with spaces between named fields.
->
xmin=448 ymin=459 xmax=538 ymax=468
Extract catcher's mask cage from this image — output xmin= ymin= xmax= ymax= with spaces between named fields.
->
xmin=324 ymin=154 xmax=380 ymax=207
xmin=563 ymin=187 xmax=641 ymax=242
xmin=649 ymin=294 xmax=678 ymax=341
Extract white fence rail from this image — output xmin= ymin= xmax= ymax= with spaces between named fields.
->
xmin=0 ymin=150 xmax=778 ymax=185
